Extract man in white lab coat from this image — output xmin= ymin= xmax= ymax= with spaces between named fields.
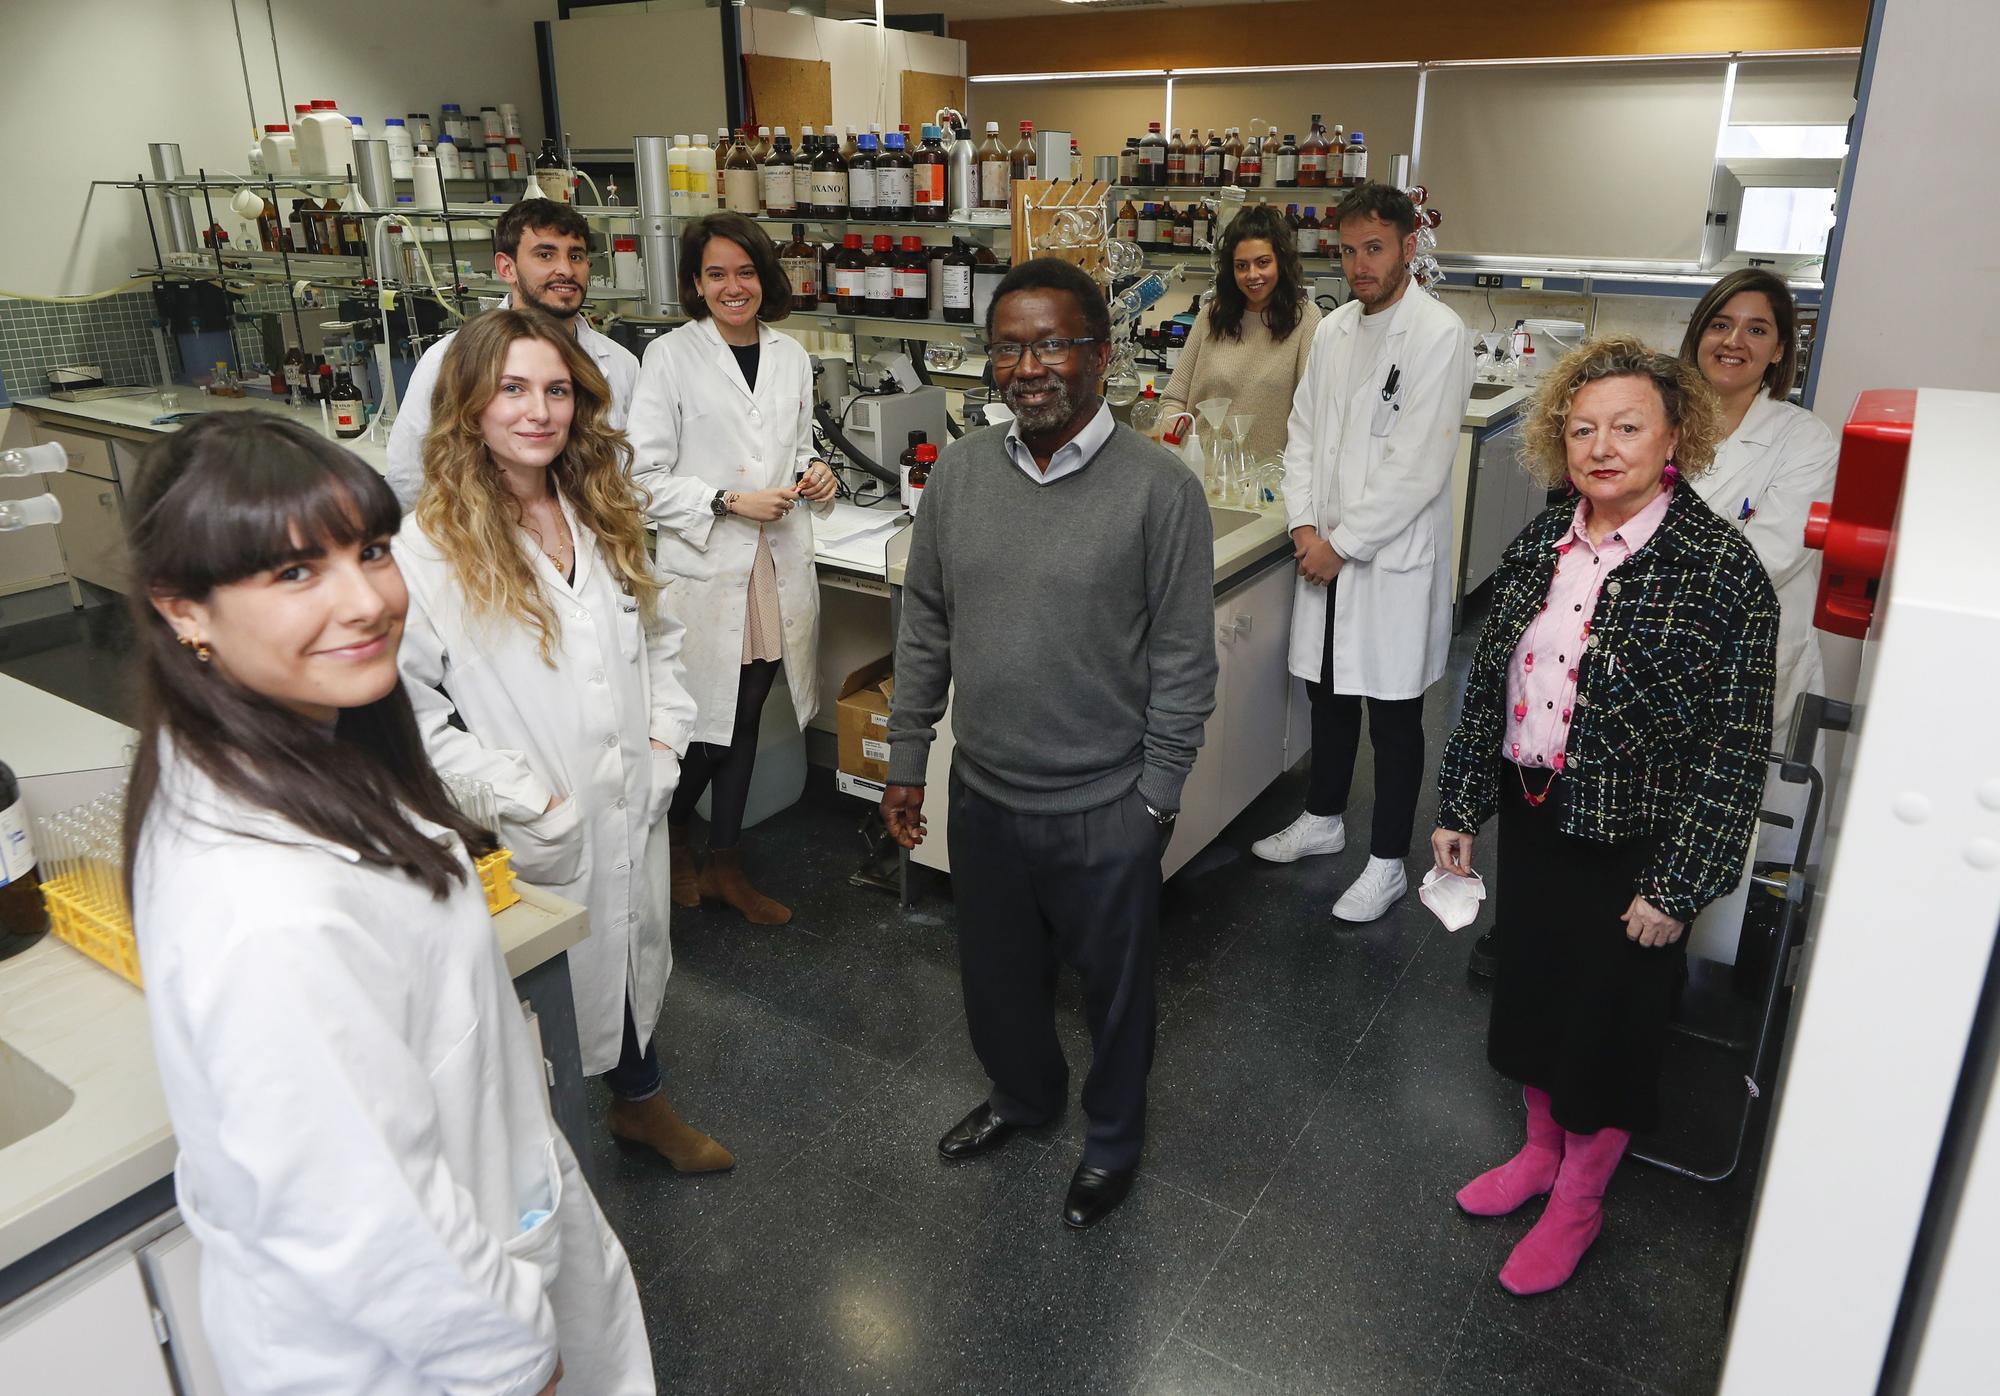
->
xmin=384 ymin=198 xmax=639 ymax=507
xmin=1254 ymin=183 xmax=1475 ymax=923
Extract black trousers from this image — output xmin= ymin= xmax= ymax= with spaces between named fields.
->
xmin=668 ymin=658 xmax=780 ymax=848
xmin=947 ymin=773 xmax=1161 ymax=1171
xmin=1304 ymin=576 xmax=1426 ymax=859
xmin=1487 ymin=764 xmax=1683 ymax=1135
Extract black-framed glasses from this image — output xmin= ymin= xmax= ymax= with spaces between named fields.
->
xmin=985 ymin=337 xmax=1102 ymax=369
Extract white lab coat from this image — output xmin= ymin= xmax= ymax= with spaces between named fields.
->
xmin=135 ymin=739 xmax=654 ymax=1396
xmin=395 ymin=500 xmax=698 ymax=1075
xmin=1691 ymin=393 xmax=1839 ymax=730
xmin=1281 ymin=286 xmax=1474 ymax=698
xmin=625 ymin=316 xmax=829 ymax=745
xmin=384 ymin=302 xmax=640 ymax=508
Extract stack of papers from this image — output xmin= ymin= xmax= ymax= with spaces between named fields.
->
xmin=812 ymin=501 xmax=908 ymax=574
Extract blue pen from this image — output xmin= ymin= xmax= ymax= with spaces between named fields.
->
xmin=1739 ymin=498 xmax=1755 ymax=522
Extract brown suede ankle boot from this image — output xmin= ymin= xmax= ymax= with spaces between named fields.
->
xmin=667 ymin=822 xmax=699 ymax=909
xmin=696 ymin=846 xmax=792 ymax=925
xmin=607 ymin=1091 xmax=736 ymax=1173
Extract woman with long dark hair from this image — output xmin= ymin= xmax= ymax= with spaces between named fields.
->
xmin=627 ymin=211 xmax=838 ymax=925
xmin=398 ymin=307 xmax=730 ymax=1175
xmin=126 ymin=412 xmax=652 ymax=1394
xmin=1159 ymin=201 xmax=1322 ymax=463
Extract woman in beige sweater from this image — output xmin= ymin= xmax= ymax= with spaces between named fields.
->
xmin=1161 ymin=202 xmax=1322 ymax=463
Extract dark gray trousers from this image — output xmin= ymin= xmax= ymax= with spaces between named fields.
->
xmin=947 ymin=771 xmax=1161 ymax=1170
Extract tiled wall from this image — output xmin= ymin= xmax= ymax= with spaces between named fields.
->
xmin=0 ymin=291 xmax=178 ymax=406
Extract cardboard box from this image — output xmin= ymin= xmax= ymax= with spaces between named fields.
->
xmin=836 ymin=656 xmax=896 ymax=784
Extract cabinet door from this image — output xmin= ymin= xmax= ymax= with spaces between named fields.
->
xmin=46 ymin=471 xmax=129 ymax=593
xmin=0 ymin=1253 xmax=176 ymax=1395
xmin=1218 ymin=562 xmax=1295 ymax=814
xmin=33 ymin=426 xmax=120 ymax=483
xmin=139 ymin=1224 xmax=229 ymax=1396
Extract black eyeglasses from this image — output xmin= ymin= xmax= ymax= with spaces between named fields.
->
xmin=985 ymin=337 xmax=1102 ymax=369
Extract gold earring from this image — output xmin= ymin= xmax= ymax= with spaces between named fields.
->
xmin=178 ymin=633 xmax=212 ymax=663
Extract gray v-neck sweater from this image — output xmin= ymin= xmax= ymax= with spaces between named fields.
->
xmin=887 ymin=419 xmax=1219 ymax=814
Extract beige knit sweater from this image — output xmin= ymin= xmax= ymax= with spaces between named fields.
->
xmin=1160 ymin=300 xmax=1322 ymax=463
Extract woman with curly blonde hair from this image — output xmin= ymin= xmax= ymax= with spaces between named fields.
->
xmin=396 ymin=307 xmax=734 ymax=1175
xmin=1429 ymin=336 xmax=1777 ymax=1295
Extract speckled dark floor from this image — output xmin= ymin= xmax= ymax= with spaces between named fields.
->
xmin=7 ymin=600 xmax=1767 ymax=1396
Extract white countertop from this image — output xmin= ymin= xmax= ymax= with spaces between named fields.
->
xmin=15 ymin=393 xmax=390 ymax=475
xmin=1463 ymin=381 xmax=1530 ymax=429
xmin=0 ymin=674 xmax=133 ymax=782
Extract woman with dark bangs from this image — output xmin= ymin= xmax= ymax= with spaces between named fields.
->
xmin=126 ymin=412 xmax=653 ymax=1394
xmin=397 ymin=307 xmax=731 ymax=1177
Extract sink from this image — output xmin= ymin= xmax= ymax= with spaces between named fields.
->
xmin=1469 ymin=382 xmax=1518 ymax=400
xmin=0 ymin=1038 xmax=75 ymax=1151
xmin=1208 ymin=506 xmax=1264 ymax=541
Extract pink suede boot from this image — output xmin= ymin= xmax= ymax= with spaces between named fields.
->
xmin=1498 ymin=1125 xmax=1630 ymax=1296
xmin=1457 ymin=1087 xmax=1564 ymax=1217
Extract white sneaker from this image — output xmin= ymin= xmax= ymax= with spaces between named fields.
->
xmin=1333 ymin=856 xmax=1408 ymax=923
xmin=1251 ymin=812 xmax=1347 ymax=863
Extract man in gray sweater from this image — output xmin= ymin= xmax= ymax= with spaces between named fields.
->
xmin=881 ymin=259 xmax=1218 ymax=1230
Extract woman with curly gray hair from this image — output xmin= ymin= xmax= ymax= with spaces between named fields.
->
xmin=1429 ymin=336 xmax=1779 ymax=1295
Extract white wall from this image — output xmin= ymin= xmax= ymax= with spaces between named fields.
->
xmin=1 ymin=0 xmax=556 ymax=297
xmin=737 ymin=9 xmax=964 ymax=134
xmin=1808 ymin=0 xmax=2000 ymax=430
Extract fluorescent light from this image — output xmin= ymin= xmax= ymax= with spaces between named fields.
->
xmin=1167 ymin=62 xmax=1422 ymax=75
xmin=969 ymin=69 xmax=1167 ymax=83
xmin=1427 ymin=52 xmax=1732 ymax=67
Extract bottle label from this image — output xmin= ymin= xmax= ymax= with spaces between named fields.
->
xmin=1118 ymin=214 xmax=1137 ymax=241
xmin=794 ymin=166 xmax=815 ymax=207
xmin=336 ymin=404 xmax=361 ymax=432
xmin=1174 ymin=222 xmax=1193 ymax=249
xmin=941 ymin=263 xmax=972 ymax=308
xmin=893 ymin=268 xmax=926 ymax=300
xmin=725 ymin=169 xmax=761 ymax=212
xmin=1137 ymin=215 xmax=1158 ymax=243
xmin=1203 ymin=152 xmax=1221 ymax=183
xmin=877 ymin=168 xmax=913 ymax=211
xmin=836 ymin=267 xmax=865 ymax=298
xmin=848 ymin=167 xmax=878 ymax=209
xmin=980 ymin=160 xmax=1009 ymax=203
xmin=669 ymin=165 xmax=689 ymax=193
xmin=1277 ymin=153 xmax=1299 ymax=183
xmin=782 ymin=257 xmax=817 ymax=299
xmin=1348 ymin=150 xmax=1368 ymax=181
xmin=810 ymin=173 xmax=847 ymax=209
xmin=864 ymin=265 xmax=894 ymax=300
xmin=1301 ymin=151 xmax=1324 ymax=175
xmin=0 ymin=797 xmax=33 ymax=887
xmin=762 ymin=166 xmax=794 ymax=210
xmin=914 ymin=163 xmax=944 ymax=207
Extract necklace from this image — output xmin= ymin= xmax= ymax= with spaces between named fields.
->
xmin=1516 ymin=761 xmax=1559 ymax=808
xmin=524 ymin=507 xmax=573 ymax=575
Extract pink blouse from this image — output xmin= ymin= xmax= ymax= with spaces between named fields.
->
xmin=1502 ymin=487 xmax=1674 ymax=770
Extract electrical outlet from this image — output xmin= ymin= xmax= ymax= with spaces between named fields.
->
xmin=1520 ymin=276 xmax=1544 ymax=290
xmin=1474 ymin=273 xmax=1504 ymax=289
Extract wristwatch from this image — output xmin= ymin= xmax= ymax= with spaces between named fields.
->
xmin=1143 ymin=801 xmax=1177 ymax=828
xmin=710 ymin=489 xmax=734 ymax=518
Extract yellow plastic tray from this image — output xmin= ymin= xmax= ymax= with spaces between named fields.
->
xmin=38 ymin=848 xmax=521 ymax=991
xmin=477 ymin=847 xmax=520 ymax=915
xmin=41 ymin=871 xmax=143 ymax=988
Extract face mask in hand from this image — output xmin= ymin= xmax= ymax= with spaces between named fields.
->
xmin=1419 ymin=867 xmax=1486 ymax=932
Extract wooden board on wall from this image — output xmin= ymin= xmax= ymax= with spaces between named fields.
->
xmin=901 ymin=70 xmax=966 ymax=132
xmin=742 ymin=54 xmax=833 ymax=134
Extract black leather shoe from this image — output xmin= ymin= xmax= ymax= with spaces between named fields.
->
xmin=937 ymin=1103 xmax=1018 ymax=1161
xmin=1468 ymin=929 xmax=1498 ymax=980
xmin=1062 ymin=1162 xmax=1136 ymax=1229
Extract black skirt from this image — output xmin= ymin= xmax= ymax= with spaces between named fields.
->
xmin=1487 ymin=762 xmax=1685 ymax=1136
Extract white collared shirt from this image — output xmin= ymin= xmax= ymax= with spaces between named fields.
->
xmin=1002 ymin=398 xmax=1116 ymax=485
xmin=383 ymin=295 xmax=640 ymax=507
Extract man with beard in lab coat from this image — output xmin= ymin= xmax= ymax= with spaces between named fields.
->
xmin=1251 ymin=183 xmax=1474 ymax=924
xmin=385 ymin=199 xmax=639 ymax=507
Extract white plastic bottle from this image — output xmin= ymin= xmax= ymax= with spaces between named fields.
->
xmin=348 ymin=114 xmax=369 ymax=145
xmin=436 ymin=133 xmax=463 ymax=180
xmin=687 ymin=133 xmax=717 ymax=213
xmin=260 ymin=124 xmax=300 ymax=179
xmin=413 ymin=147 xmax=445 ymax=210
xmin=299 ymin=100 xmax=354 ymax=180
xmin=668 ymin=134 xmax=691 ymax=216
xmin=382 ymin=118 xmax=415 ymax=178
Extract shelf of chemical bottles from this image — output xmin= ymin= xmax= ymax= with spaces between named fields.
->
xmin=1109 ymin=184 xmax=1359 ymax=205
xmin=139 ymin=254 xmax=650 ymax=302
xmin=785 ymin=305 xmax=988 ymax=339
xmin=740 ymin=212 xmax=1009 ymax=239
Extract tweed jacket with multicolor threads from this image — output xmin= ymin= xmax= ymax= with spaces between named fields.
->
xmin=1435 ymin=484 xmax=1780 ymax=922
